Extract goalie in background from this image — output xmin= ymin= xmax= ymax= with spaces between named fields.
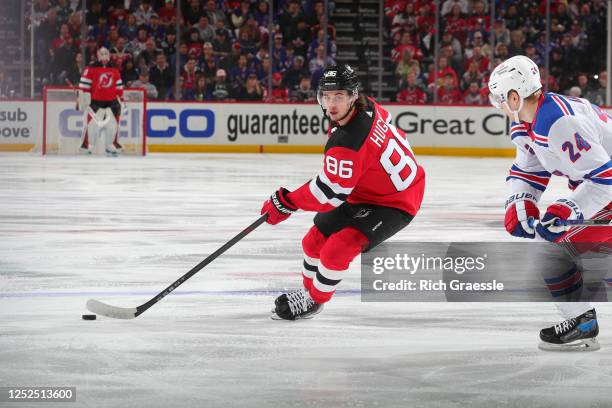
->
xmin=78 ymin=47 xmax=126 ymax=155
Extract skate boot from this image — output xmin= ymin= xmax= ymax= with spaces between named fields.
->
xmin=113 ymin=141 xmax=123 ymax=151
xmin=105 ymin=146 xmax=118 ymax=157
xmin=80 ymin=141 xmax=92 ymax=154
xmin=271 ymin=288 xmax=323 ymax=320
xmin=539 ymin=309 xmax=600 ymax=351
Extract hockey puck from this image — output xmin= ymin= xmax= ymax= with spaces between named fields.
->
xmin=82 ymin=314 xmax=97 ymax=320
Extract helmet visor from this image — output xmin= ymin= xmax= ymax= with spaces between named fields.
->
xmin=317 ymin=89 xmax=356 ymax=110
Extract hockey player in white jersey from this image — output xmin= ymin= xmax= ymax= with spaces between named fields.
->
xmin=488 ymin=55 xmax=611 ymax=351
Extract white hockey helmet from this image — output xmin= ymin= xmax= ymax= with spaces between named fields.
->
xmin=488 ymin=55 xmax=541 ymax=120
xmin=97 ymin=47 xmax=110 ymax=64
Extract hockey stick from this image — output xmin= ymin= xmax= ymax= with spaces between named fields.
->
xmin=528 ymin=217 xmax=611 ymax=228
xmin=86 ymin=214 xmax=268 ymax=319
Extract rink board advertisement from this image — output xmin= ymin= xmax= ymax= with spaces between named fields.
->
xmin=1 ymin=100 xmax=610 ymax=156
xmin=0 ymin=101 xmax=41 ymax=151
xmin=361 ymin=242 xmax=612 ymax=302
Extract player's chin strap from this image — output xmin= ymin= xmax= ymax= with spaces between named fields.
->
xmin=503 ymin=99 xmax=523 ymax=123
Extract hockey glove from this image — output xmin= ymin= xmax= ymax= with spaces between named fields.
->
xmin=536 ymin=199 xmax=583 ymax=242
xmin=505 ymin=193 xmax=540 ymax=239
xmin=261 ymin=188 xmax=297 ymax=225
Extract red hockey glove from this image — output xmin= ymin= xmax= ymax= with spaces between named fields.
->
xmin=505 ymin=193 xmax=540 ymax=239
xmin=261 ymin=188 xmax=297 ymax=225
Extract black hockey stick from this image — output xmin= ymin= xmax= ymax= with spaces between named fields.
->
xmin=86 ymin=214 xmax=268 ymax=319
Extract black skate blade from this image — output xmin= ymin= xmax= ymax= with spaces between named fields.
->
xmin=538 ymin=338 xmax=600 ymax=352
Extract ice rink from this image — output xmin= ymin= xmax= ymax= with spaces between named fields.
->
xmin=1 ymin=152 xmax=611 ymax=408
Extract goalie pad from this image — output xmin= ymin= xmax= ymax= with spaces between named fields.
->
xmin=77 ymin=90 xmax=91 ymax=111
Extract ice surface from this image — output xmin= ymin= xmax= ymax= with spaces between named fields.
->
xmin=0 ymin=153 xmax=611 ymax=408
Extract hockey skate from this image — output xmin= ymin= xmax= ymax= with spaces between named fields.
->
xmin=539 ymin=309 xmax=600 ymax=351
xmin=80 ymin=141 xmax=92 ymax=155
xmin=113 ymin=141 xmax=123 ymax=151
xmin=271 ymin=288 xmax=323 ymax=320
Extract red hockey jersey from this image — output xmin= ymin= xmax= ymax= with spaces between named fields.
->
xmin=287 ymin=98 xmax=426 ymax=216
xmin=79 ymin=62 xmax=124 ymax=102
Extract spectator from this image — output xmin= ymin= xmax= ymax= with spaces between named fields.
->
xmin=122 ymin=58 xmax=139 ymax=85
xmin=440 ymin=30 xmax=462 ymax=59
xmin=131 ymin=69 xmax=159 ymax=99
xmin=571 ymin=72 xmax=591 ymax=97
xmin=443 ymin=4 xmax=469 ymax=44
xmin=231 ymin=1 xmax=252 ymax=33
xmin=148 ymin=14 xmax=166 ymax=44
xmin=193 ymin=76 xmax=210 ymax=101
xmin=237 ymin=73 xmax=263 ymax=101
xmin=52 ymin=35 xmax=76 ymax=83
xmin=284 ymin=55 xmax=308 ymax=91
xmin=134 ymin=0 xmax=155 ymax=26
xmin=119 ymin=13 xmax=139 ymax=41
xmin=237 ymin=28 xmax=257 ymax=57
xmin=210 ymin=69 xmax=232 ymax=101
xmin=184 ymin=0 xmax=203 ymax=26
xmin=128 ymin=25 xmax=150 ymax=60
xmin=158 ymin=0 xmax=177 ymax=27
xmin=437 ymin=73 xmax=462 ymax=104
xmin=213 ymin=28 xmax=232 ymax=59
xmin=308 ymin=44 xmax=335 ymax=76
xmin=465 ymin=31 xmax=490 ymax=60
xmin=441 ymin=44 xmax=464 ymax=77
xmin=507 ymin=29 xmax=526 ymax=57
xmin=150 ymin=53 xmax=174 ymax=100
xmin=219 ymin=42 xmax=241 ymax=72
xmin=288 ymin=20 xmax=311 ymax=59
xmin=65 ymin=52 xmax=83 ymax=86
xmin=279 ymin=1 xmax=306 ymax=40
xmin=463 ymin=81 xmax=484 ymax=105
xmin=585 ymin=71 xmax=608 ymax=106
xmin=463 ymin=46 xmax=489 ymax=75
xmin=110 ymin=37 xmax=132 ymax=71
xmin=491 ymin=18 xmax=510 ymax=46
xmin=392 ymin=32 xmax=422 ymax=63
xmin=138 ymin=37 xmax=159 ymax=69
xmin=441 ymin=0 xmax=469 ymax=16
xmin=523 ymin=43 xmax=542 ymax=66
xmin=196 ymin=15 xmax=215 ymax=43
xmin=265 ymin=72 xmax=290 ymax=102
xmin=427 ymin=56 xmax=458 ymax=87
xmin=396 ymin=71 xmax=427 ymax=104
xmin=202 ymin=54 xmax=219 ymax=81
xmin=461 ymin=61 xmax=483 ymax=90
xmin=89 ymin=15 xmax=110 ymax=44
xmin=292 ymin=76 xmax=316 ymax=102
xmin=279 ymin=45 xmax=296 ymax=72
xmin=254 ymin=1 xmax=273 ymax=28
xmin=272 ymin=33 xmax=287 ymax=67
xmin=204 ymin=0 xmax=227 ymax=27
xmin=395 ymin=48 xmax=419 ymax=85
xmin=181 ymin=57 xmax=200 ymax=94
xmin=160 ymin=30 xmax=177 ymax=59
xmin=230 ymin=54 xmax=251 ymax=93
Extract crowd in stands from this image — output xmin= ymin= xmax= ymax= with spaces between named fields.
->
xmin=31 ymin=0 xmax=609 ymax=105
xmin=387 ymin=0 xmax=608 ymax=105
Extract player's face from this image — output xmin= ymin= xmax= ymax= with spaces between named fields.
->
xmin=320 ymin=90 xmax=352 ymax=121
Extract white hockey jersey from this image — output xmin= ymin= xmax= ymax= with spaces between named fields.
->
xmin=508 ymin=92 xmax=612 ymax=219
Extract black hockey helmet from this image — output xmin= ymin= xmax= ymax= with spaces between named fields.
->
xmin=317 ymin=64 xmax=360 ymax=94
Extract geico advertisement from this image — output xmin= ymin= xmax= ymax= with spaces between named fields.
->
xmin=47 ymin=100 xmax=142 ymax=141
xmin=147 ymin=102 xmax=330 ymax=145
xmin=0 ymin=101 xmax=41 ymax=144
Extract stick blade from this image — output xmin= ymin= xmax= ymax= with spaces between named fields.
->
xmin=86 ymin=299 xmax=138 ymax=320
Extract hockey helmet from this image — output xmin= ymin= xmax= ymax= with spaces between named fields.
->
xmin=488 ymin=55 xmax=541 ymax=120
xmin=317 ymin=64 xmax=360 ymax=111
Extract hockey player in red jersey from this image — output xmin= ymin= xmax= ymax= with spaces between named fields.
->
xmin=261 ymin=64 xmax=426 ymax=320
xmin=78 ymin=47 xmax=125 ymax=155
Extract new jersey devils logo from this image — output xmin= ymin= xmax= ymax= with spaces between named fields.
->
xmin=98 ymin=73 xmax=114 ymax=88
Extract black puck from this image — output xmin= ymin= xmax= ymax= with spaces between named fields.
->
xmin=82 ymin=314 xmax=97 ymax=320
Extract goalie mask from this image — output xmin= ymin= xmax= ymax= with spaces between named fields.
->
xmin=317 ymin=64 xmax=360 ymax=121
xmin=97 ymin=47 xmax=110 ymax=65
